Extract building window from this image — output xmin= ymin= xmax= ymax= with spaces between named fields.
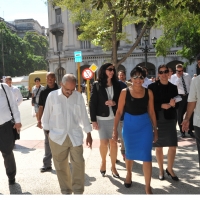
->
xmin=80 ymin=40 xmax=91 ymax=49
xmin=55 ymin=8 xmax=62 ymax=23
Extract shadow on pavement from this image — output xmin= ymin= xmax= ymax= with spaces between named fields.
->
xmin=85 ymin=173 xmax=96 ymax=186
xmin=9 ymin=183 xmax=32 ymax=195
xmin=13 ymin=146 xmax=36 ymax=154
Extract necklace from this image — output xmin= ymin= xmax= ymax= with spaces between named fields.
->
xmin=106 ymin=86 xmax=113 ymax=100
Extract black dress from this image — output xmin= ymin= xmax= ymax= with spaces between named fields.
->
xmin=148 ymin=81 xmax=178 ymax=147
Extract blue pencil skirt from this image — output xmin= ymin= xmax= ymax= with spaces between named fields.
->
xmin=122 ymin=112 xmax=153 ymax=162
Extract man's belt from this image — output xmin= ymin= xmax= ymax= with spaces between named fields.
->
xmin=179 ymin=94 xmax=188 ymax=96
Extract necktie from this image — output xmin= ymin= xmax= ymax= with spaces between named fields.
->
xmin=181 ymin=76 xmax=187 ymax=95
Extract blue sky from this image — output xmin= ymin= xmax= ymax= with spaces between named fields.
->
xmin=0 ymin=0 xmax=48 ymax=28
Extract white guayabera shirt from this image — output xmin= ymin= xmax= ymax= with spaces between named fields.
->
xmin=41 ymin=88 xmax=92 ymax=146
xmin=187 ymin=75 xmax=200 ymax=128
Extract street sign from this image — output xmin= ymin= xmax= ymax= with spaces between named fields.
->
xmin=74 ymin=51 xmax=82 ymax=62
xmin=82 ymin=68 xmax=94 ymax=80
xmin=89 ymin=63 xmax=98 ymax=72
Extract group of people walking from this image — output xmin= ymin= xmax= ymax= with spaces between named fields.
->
xmin=89 ymin=62 xmax=200 ymax=194
xmin=0 ymin=60 xmax=199 ymax=195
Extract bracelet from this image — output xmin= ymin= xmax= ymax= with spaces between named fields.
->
xmin=153 ymin=126 xmax=158 ymax=130
xmin=168 ymin=103 xmax=171 ymax=107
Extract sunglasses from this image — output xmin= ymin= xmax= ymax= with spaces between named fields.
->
xmin=176 ymin=70 xmax=183 ymax=73
xmin=106 ymin=68 xmax=115 ymax=72
xmin=158 ymin=69 xmax=169 ymax=74
xmin=132 ymin=75 xmax=144 ymax=80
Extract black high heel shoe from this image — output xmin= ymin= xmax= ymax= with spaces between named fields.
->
xmin=100 ymin=170 xmax=106 ymax=177
xmin=111 ymin=168 xmax=120 ymax=178
xmin=166 ymin=168 xmax=179 ymax=181
xmin=124 ymin=181 xmax=132 ymax=188
xmin=159 ymin=171 xmax=165 ymax=180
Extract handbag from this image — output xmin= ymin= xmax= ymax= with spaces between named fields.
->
xmin=32 ymin=86 xmax=41 ymax=104
xmin=1 ymin=84 xmax=20 ymax=140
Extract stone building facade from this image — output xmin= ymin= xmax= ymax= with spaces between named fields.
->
xmin=46 ymin=4 xmax=198 ymax=84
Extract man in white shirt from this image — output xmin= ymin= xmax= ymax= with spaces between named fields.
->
xmin=0 ymin=83 xmax=22 ymax=185
xmin=142 ymin=67 xmax=153 ymax=88
xmin=5 ymin=76 xmax=23 ymax=106
xmin=170 ymin=64 xmax=194 ymax=138
xmin=41 ymin=74 xmax=93 ymax=194
xmin=182 ymin=74 xmax=200 ymax=169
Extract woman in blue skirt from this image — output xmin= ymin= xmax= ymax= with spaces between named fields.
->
xmin=112 ymin=66 xmax=158 ymax=194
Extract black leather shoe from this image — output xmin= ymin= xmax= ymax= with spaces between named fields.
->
xmin=100 ymin=170 xmax=106 ymax=177
xmin=166 ymin=168 xmax=179 ymax=181
xmin=188 ymin=130 xmax=195 ymax=138
xmin=40 ymin=166 xmax=52 ymax=173
xmin=181 ymin=132 xmax=185 ymax=138
xmin=9 ymin=178 xmax=15 ymax=185
xmin=124 ymin=181 xmax=132 ymax=188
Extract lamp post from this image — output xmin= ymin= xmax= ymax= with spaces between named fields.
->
xmin=138 ymin=27 xmax=157 ymax=69
xmin=54 ymin=50 xmax=65 ymax=85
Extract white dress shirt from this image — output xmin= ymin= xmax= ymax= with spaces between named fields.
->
xmin=187 ymin=75 xmax=200 ymax=128
xmin=41 ymin=88 xmax=92 ymax=146
xmin=170 ymin=73 xmax=192 ymax=94
xmin=0 ymin=83 xmax=21 ymax=125
xmin=10 ymin=85 xmax=23 ymax=106
xmin=142 ymin=77 xmax=152 ymax=88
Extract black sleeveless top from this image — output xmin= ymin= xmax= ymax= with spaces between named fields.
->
xmin=124 ymin=88 xmax=149 ymax=115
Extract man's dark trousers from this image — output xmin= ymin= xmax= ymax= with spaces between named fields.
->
xmin=0 ymin=121 xmax=16 ymax=180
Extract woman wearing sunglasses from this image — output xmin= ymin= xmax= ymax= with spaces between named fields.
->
xmin=112 ymin=66 xmax=158 ymax=194
xmin=89 ymin=63 xmax=123 ymax=178
xmin=148 ymin=64 xmax=179 ymax=181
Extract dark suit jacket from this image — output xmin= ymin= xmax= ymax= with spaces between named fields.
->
xmin=148 ymin=80 xmax=179 ymax=120
xmin=89 ymin=81 xmax=122 ymax=122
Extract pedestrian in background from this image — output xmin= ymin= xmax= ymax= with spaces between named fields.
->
xmin=112 ymin=66 xmax=157 ymax=194
xmin=89 ymin=63 xmax=122 ymax=178
xmin=141 ymin=66 xmax=152 ymax=88
xmin=37 ymin=72 xmax=59 ymax=173
xmin=148 ymin=65 xmax=179 ymax=181
xmin=168 ymin=66 xmax=174 ymax=83
xmin=171 ymin=64 xmax=194 ymax=138
xmin=117 ymin=69 xmax=131 ymax=161
xmin=5 ymin=76 xmax=23 ymax=106
xmin=41 ymin=74 xmax=92 ymax=194
xmin=31 ymin=77 xmax=44 ymax=121
xmin=0 ymin=83 xmax=22 ymax=185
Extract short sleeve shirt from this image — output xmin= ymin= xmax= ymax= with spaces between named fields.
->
xmin=32 ymin=85 xmax=45 ymax=104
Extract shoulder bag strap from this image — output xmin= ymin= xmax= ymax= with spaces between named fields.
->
xmin=1 ymin=84 xmax=14 ymax=120
xmin=35 ymin=86 xmax=41 ymax=96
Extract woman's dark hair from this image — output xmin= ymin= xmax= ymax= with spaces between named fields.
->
xmin=34 ymin=77 xmax=41 ymax=82
xmin=97 ymin=63 xmax=118 ymax=87
xmin=157 ymin=64 xmax=168 ymax=72
xmin=130 ymin=66 xmax=146 ymax=78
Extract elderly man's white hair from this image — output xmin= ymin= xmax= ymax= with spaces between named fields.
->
xmin=62 ymin=74 xmax=77 ymax=84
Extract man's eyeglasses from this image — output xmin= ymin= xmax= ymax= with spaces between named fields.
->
xmin=176 ymin=70 xmax=183 ymax=73
xmin=158 ymin=69 xmax=169 ymax=74
xmin=132 ymin=75 xmax=144 ymax=80
xmin=106 ymin=68 xmax=115 ymax=72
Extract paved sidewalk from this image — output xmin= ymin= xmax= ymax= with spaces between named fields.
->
xmin=0 ymin=93 xmax=199 ymax=195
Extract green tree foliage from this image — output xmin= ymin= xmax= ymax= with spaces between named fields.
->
xmin=155 ymin=6 xmax=200 ymax=64
xmin=0 ymin=22 xmax=48 ymax=77
xmin=49 ymin=0 xmax=200 ymax=67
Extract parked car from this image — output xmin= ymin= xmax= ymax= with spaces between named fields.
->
xmin=15 ymin=85 xmax=30 ymax=100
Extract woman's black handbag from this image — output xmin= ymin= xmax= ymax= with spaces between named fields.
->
xmin=1 ymin=84 xmax=20 ymax=140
